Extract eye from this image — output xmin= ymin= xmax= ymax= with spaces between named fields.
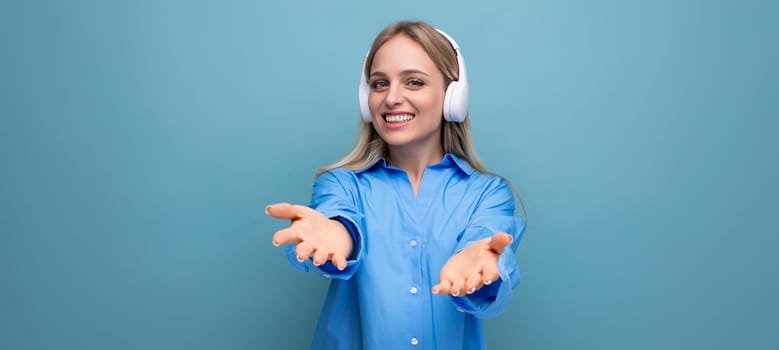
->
xmin=370 ymin=80 xmax=388 ymax=90
xmin=407 ymin=79 xmax=425 ymax=88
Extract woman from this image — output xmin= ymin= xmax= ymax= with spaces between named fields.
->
xmin=266 ymin=20 xmax=526 ymax=349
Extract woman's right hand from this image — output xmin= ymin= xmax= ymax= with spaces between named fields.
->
xmin=265 ymin=203 xmax=353 ymax=270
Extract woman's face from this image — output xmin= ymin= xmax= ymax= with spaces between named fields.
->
xmin=368 ymin=34 xmax=447 ymax=152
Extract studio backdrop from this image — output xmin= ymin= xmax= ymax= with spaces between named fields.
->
xmin=1 ymin=0 xmax=776 ymax=349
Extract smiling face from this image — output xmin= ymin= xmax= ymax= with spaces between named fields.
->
xmin=367 ymin=34 xmax=447 ymax=157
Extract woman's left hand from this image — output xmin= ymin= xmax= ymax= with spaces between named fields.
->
xmin=432 ymin=232 xmax=513 ymax=297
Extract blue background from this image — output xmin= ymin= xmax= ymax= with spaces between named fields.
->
xmin=2 ymin=0 xmax=777 ymax=349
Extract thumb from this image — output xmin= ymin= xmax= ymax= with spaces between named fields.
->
xmin=488 ymin=232 xmax=513 ymax=255
xmin=265 ymin=203 xmax=304 ymax=220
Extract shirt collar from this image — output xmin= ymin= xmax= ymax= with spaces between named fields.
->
xmin=444 ymin=153 xmax=476 ymax=175
xmin=355 ymin=153 xmax=475 ymax=176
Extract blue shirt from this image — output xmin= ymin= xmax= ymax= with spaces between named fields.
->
xmin=284 ymin=153 xmax=526 ymax=349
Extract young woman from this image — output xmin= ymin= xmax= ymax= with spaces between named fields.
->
xmin=267 ymin=21 xmax=526 ymax=349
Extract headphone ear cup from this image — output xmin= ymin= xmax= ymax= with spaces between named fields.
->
xmin=443 ymin=80 xmax=469 ymax=122
xmin=359 ymin=55 xmax=373 ymax=123
xmin=359 ymin=78 xmax=372 ymax=122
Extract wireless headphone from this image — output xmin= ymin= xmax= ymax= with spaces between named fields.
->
xmin=359 ymin=28 xmax=469 ymax=123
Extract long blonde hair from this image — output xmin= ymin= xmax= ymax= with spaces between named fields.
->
xmin=317 ymin=21 xmax=486 ymax=175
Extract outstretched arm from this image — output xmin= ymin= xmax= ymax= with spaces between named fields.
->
xmin=266 ymin=202 xmax=353 ymax=271
xmin=432 ymin=177 xmax=526 ymax=319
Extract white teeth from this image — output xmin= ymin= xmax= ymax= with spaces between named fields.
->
xmin=384 ymin=114 xmax=414 ymax=123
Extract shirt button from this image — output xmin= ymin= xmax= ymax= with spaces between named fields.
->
xmin=410 ymin=337 xmax=419 ymax=346
xmin=409 ymin=239 xmax=417 ymax=247
xmin=409 ymin=287 xmax=417 ymax=294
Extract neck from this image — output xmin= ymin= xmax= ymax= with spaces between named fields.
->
xmin=388 ymin=142 xmax=444 ymax=196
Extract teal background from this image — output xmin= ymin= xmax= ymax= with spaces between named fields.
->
xmin=2 ymin=0 xmax=777 ymax=349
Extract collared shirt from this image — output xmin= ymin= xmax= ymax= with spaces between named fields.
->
xmin=284 ymin=153 xmax=526 ymax=349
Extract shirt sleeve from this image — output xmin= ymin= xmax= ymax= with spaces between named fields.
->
xmin=283 ymin=169 xmax=365 ymax=280
xmin=448 ymin=177 xmax=527 ymax=319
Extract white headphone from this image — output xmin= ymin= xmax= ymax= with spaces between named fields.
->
xmin=359 ymin=28 xmax=469 ymax=123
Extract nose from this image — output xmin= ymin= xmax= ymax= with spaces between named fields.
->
xmin=384 ymin=82 xmax=403 ymax=107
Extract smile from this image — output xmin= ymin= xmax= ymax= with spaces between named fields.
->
xmin=383 ymin=113 xmax=415 ymax=123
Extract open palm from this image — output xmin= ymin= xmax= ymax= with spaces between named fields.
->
xmin=432 ymin=233 xmax=513 ymax=296
xmin=266 ymin=202 xmax=353 ymax=270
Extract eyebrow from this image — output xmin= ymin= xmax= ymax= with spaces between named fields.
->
xmin=369 ymin=69 xmax=431 ymax=78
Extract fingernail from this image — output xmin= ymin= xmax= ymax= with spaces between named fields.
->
xmin=272 ymin=240 xmax=280 ymax=247
xmin=484 ymin=279 xmax=493 ymax=285
xmin=467 ymin=287 xmax=476 ymax=294
xmin=451 ymin=290 xmax=459 ymax=296
xmin=431 ymin=288 xmax=439 ymax=294
xmin=296 ymin=255 xmax=304 ymax=262
xmin=313 ymin=260 xmax=322 ymax=266
xmin=265 ymin=206 xmax=271 ymax=215
xmin=338 ymin=264 xmax=345 ymax=271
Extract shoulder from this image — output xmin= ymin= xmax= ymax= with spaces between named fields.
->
xmin=319 ymin=166 xmax=366 ymax=181
xmin=319 ymin=166 xmax=354 ymax=178
xmin=465 ymin=171 xmax=515 ymax=206
xmin=314 ymin=167 xmax=361 ymax=190
xmin=468 ymin=171 xmax=510 ymax=190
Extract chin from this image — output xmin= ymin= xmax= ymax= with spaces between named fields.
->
xmin=380 ymin=136 xmax=415 ymax=147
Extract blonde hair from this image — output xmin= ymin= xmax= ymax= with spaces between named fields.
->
xmin=317 ymin=21 xmax=486 ymax=175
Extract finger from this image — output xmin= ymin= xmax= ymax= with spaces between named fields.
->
xmin=266 ymin=203 xmax=305 ymax=220
xmin=433 ymin=267 xmax=455 ymax=294
xmin=489 ymin=232 xmax=513 ymax=254
xmin=464 ymin=271 xmax=484 ymax=294
xmin=295 ymin=241 xmax=315 ymax=262
xmin=312 ymin=249 xmax=331 ymax=266
xmin=272 ymin=227 xmax=302 ymax=246
xmin=481 ymin=263 xmax=500 ymax=285
xmin=449 ymin=278 xmax=465 ymax=297
xmin=331 ymin=254 xmax=348 ymax=271
xmin=432 ymin=279 xmax=452 ymax=295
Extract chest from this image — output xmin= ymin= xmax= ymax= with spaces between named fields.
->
xmin=356 ymin=174 xmax=481 ymax=258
